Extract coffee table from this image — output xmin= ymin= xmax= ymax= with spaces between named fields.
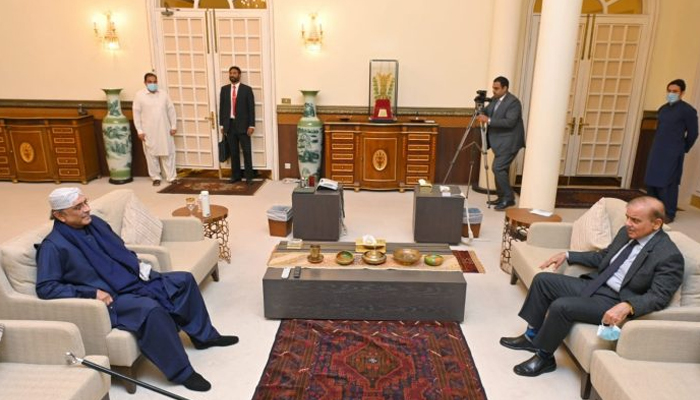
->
xmin=500 ymin=208 xmax=561 ymax=274
xmin=172 ymin=204 xmax=230 ymax=262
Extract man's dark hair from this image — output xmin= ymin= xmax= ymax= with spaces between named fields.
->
xmin=494 ymin=76 xmax=510 ymax=89
xmin=229 ymin=66 xmax=242 ymax=74
xmin=144 ymin=72 xmax=157 ymax=82
xmin=668 ymin=79 xmax=686 ymax=92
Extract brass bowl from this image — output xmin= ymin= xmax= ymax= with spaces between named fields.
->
xmin=335 ymin=251 xmax=355 ymax=266
xmin=424 ymin=254 xmax=444 ymax=266
xmin=392 ymin=248 xmax=421 ymax=266
xmin=362 ymin=250 xmax=387 ymax=265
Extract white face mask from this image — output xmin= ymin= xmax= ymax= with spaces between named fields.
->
xmin=597 ymin=324 xmax=621 ymax=341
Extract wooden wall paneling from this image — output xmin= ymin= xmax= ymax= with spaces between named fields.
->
xmin=434 ymin=123 xmax=481 ymax=185
xmin=630 ymin=117 xmax=657 ymax=189
xmin=277 ymin=124 xmax=299 ymax=180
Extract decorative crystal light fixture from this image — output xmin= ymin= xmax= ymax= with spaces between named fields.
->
xmin=301 ymin=13 xmax=323 ymax=52
xmin=94 ymin=11 xmax=120 ymax=51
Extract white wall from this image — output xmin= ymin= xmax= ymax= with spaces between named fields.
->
xmin=272 ymin=0 xmax=494 ymax=108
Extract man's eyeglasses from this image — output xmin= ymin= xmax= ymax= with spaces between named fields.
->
xmin=68 ymin=199 xmax=89 ymax=211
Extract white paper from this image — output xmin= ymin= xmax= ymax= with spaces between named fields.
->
xmin=139 ymin=261 xmax=152 ymax=281
xmin=530 ymin=208 xmax=553 ymax=217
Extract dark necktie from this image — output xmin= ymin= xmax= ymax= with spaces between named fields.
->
xmin=581 ymin=240 xmax=638 ymax=297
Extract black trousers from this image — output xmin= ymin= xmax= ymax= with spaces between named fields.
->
xmin=492 ymin=149 xmax=518 ymax=201
xmin=518 ymin=272 xmax=620 ymax=353
xmin=227 ymin=123 xmax=253 ymax=180
xmin=647 ymin=184 xmax=679 ymax=219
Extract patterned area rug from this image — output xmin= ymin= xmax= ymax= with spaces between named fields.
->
xmin=452 ymin=250 xmax=485 ymax=273
xmin=253 ymin=319 xmax=487 ymax=400
xmin=554 ymin=188 xmax=645 ymax=208
xmin=157 ymin=178 xmax=265 ymax=195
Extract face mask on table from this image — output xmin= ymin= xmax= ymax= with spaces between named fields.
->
xmin=147 ymin=83 xmax=158 ymax=92
xmin=597 ymin=323 xmax=621 ymax=341
xmin=667 ymin=92 xmax=680 ymax=104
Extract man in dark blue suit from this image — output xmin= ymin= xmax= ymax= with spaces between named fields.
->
xmin=644 ymin=79 xmax=698 ymax=223
xmin=36 ymin=187 xmax=239 ymax=392
xmin=219 ymin=66 xmax=256 ymax=185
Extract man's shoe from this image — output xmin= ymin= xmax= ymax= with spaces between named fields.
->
xmin=192 ymin=335 xmax=239 ymax=350
xmin=664 ymin=215 xmax=675 ymax=224
xmin=182 ymin=371 xmax=211 ymax=391
xmin=513 ymin=354 xmax=556 ymax=377
xmin=487 ymin=198 xmax=503 ymax=205
xmin=494 ymin=199 xmax=516 ymax=211
xmin=152 ymin=180 xmax=161 ymax=187
xmin=246 ymin=179 xmax=253 ymax=186
xmin=229 ymin=178 xmax=241 ymax=183
xmin=499 ymin=334 xmax=538 ymax=352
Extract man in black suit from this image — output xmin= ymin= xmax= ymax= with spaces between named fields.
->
xmin=501 ymin=196 xmax=683 ymax=376
xmin=219 ymin=66 xmax=256 ymax=184
xmin=476 ymin=76 xmax=525 ymax=210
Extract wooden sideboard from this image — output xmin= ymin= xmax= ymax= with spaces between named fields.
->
xmin=0 ymin=115 xmax=100 ymax=184
xmin=323 ymin=122 xmax=438 ymax=191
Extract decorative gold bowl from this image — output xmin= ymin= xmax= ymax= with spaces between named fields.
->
xmin=362 ymin=250 xmax=387 ymax=265
xmin=424 ymin=254 xmax=444 ymax=266
xmin=335 ymin=251 xmax=355 ymax=266
xmin=392 ymin=248 xmax=421 ymax=266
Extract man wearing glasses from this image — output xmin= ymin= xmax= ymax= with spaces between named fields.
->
xmin=36 ymin=187 xmax=237 ymax=392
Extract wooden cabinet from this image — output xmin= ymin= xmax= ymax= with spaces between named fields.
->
xmin=0 ymin=116 xmax=99 ymax=183
xmin=323 ymin=122 xmax=438 ymax=191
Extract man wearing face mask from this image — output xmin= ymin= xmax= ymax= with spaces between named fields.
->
xmin=219 ymin=66 xmax=256 ymax=185
xmin=644 ymin=79 xmax=698 ymax=223
xmin=133 ymin=72 xmax=178 ymax=186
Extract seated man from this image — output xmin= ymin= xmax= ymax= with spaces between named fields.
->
xmin=36 ymin=187 xmax=238 ymax=392
xmin=501 ymin=196 xmax=683 ymax=376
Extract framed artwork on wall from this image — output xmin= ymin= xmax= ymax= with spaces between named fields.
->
xmin=368 ymin=59 xmax=398 ymax=122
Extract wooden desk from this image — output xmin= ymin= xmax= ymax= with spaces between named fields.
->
xmin=323 ymin=122 xmax=438 ymax=191
xmin=500 ymin=208 xmax=562 ymax=274
xmin=172 ymin=204 xmax=230 ymax=262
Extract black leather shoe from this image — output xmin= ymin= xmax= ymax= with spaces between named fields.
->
xmin=182 ymin=371 xmax=211 ymax=391
xmin=494 ymin=199 xmax=516 ymax=211
xmin=487 ymin=198 xmax=503 ymax=205
xmin=229 ymin=178 xmax=241 ymax=183
xmin=499 ymin=335 xmax=538 ymax=352
xmin=152 ymin=180 xmax=161 ymax=187
xmin=192 ymin=335 xmax=239 ymax=350
xmin=513 ymin=354 xmax=556 ymax=377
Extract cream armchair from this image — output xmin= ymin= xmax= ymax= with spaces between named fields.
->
xmin=590 ymin=320 xmax=700 ymax=400
xmin=0 ymin=319 xmax=111 ymax=400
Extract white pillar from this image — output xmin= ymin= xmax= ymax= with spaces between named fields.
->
xmin=478 ymin=0 xmax=524 ymax=191
xmin=519 ymin=0 xmax=583 ymax=211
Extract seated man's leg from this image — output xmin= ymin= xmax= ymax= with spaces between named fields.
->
xmin=162 ymin=272 xmax=220 ymax=341
xmin=138 ymin=306 xmax=195 ymax=384
xmin=518 ymin=272 xmax=587 ymax=329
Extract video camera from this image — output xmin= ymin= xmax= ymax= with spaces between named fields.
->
xmin=474 ymin=90 xmax=492 ymax=114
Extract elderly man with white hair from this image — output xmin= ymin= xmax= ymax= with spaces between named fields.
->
xmin=35 ymin=187 xmax=237 ymax=392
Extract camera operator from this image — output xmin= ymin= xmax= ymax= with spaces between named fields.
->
xmin=476 ymin=76 xmax=525 ymax=210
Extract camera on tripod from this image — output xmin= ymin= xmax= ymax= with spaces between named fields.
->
xmin=473 ymin=90 xmax=492 ymax=114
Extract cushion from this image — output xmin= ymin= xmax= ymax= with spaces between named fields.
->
xmin=0 ymin=322 xmax=4 ymax=343
xmin=121 ymin=195 xmax=163 ymax=246
xmin=667 ymin=232 xmax=700 ymax=307
xmin=570 ymin=198 xmax=612 ymax=251
xmin=0 ymin=223 xmax=53 ymax=295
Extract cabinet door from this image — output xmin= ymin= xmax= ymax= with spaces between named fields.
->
xmin=9 ymin=126 xmax=54 ymax=182
xmin=360 ymin=131 xmax=400 ymax=189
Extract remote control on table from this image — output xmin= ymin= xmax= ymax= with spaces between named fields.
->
xmin=281 ymin=267 xmax=291 ymax=279
xmin=293 ymin=266 xmax=301 ymax=279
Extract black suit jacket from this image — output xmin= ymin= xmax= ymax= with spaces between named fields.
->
xmin=569 ymin=227 xmax=684 ymax=317
xmin=484 ymin=93 xmax=526 ymax=154
xmin=219 ymin=83 xmax=255 ymax=135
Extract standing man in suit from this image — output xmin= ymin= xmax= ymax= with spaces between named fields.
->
xmin=500 ymin=196 xmax=683 ymax=377
xmin=219 ymin=66 xmax=256 ymax=185
xmin=476 ymin=76 xmax=525 ymax=211
xmin=644 ymin=79 xmax=698 ymax=223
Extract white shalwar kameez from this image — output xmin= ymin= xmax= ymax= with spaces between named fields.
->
xmin=133 ymin=88 xmax=178 ymax=182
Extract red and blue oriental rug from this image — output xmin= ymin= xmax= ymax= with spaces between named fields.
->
xmin=253 ymin=319 xmax=487 ymax=400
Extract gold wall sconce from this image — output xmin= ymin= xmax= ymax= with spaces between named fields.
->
xmin=94 ymin=11 xmax=120 ymax=51
xmin=301 ymin=13 xmax=323 ymax=52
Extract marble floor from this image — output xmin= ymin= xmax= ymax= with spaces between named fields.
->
xmin=1 ymin=177 xmax=698 ymax=400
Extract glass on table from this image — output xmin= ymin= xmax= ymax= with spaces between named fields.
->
xmin=185 ymin=197 xmax=196 ymax=214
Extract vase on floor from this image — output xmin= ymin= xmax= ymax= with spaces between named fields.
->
xmin=101 ymin=88 xmax=133 ymax=184
xmin=296 ymin=90 xmax=323 ymax=182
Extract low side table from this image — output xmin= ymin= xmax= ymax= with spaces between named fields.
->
xmin=172 ymin=205 xmax=230 ymax=262
xmin=412 ymin=185 xmax=464 ymax=244
xmin=500 ymin=208 xmax=561 ymax=274
xmin=292 ymin=185 xmax=344 ymax=241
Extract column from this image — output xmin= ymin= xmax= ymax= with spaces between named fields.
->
xmin=478 ymin=0 xmax=525 ymax=192
xmin=519 ymin=0 xmax=583 ymax=211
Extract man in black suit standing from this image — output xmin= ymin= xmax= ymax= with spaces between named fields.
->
xmin=476 ymin=76 xmax=525 ymax=210
xmin=500 ymin=196 xmax=683 ymax=377
xmin=219 ymin=66 xmax=256 ymax=185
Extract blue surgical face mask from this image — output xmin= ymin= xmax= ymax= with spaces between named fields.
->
xmin=667 ymin=92 xmax=680 ymax=104
xmin=597 ymin=324 xmax=621 ymax=341
xmin=147 ymin=83 xmax=158 ymax=92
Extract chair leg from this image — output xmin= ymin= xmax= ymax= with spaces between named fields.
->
xmin=102 ymin=393 xmax=111 ymax=400
xmin=580 ymin=371 xmax=592 ymax=399
xmin=114 ymin=365 xmax=137 ymax=394
xmin=510 ymin=269 xmax=519 ymax=285
xmin=211 ymin=264 xmax=220 ymax=282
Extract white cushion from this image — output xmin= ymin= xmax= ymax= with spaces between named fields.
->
xmin=570 ymin=198 xmax=612 ymax=251
xmin=120 ymin=195 xmax=163 ymax=246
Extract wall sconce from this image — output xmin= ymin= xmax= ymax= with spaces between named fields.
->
xmin=94 ymin=11 xmax=120 ymax=51
xmin=301 ymin=13 xmax=323 ymax=52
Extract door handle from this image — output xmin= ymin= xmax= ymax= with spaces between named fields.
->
xmin=204 ymin=111 xmax=216 ymax=130
xmin=567 ymin=117 xmax=576 ymax=135
xmin=577 ymin=117 xmax=588 ymax=135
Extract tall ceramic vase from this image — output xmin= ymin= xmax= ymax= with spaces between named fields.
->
xmin=101 ymin=88 xmax=133 ymax=184
xmin=296 ymin=90 xmax=323 ymax=181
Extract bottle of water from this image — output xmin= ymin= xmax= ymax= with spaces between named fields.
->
xmin=200 ymin=190 xmax=211 ymax=217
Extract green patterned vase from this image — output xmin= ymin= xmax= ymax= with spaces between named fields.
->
xmin=102 ymin=88 xmax=133 ymax=184
xmin=296 ymin=90 xmax=323 ymax=181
